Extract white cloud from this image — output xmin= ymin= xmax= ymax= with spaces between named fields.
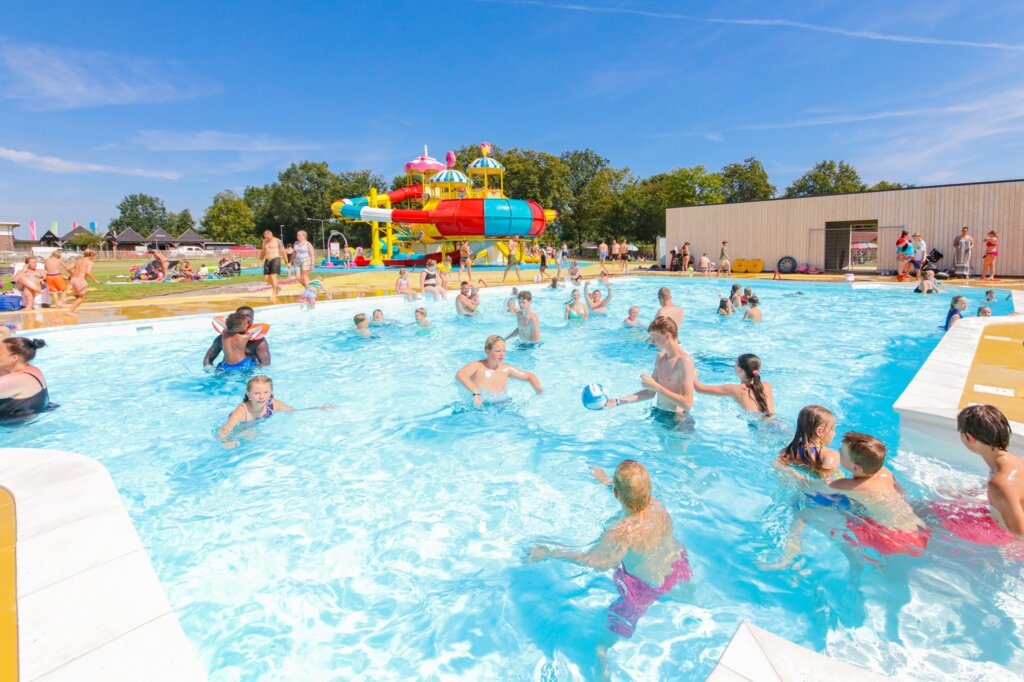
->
xmin=737 ymin=104 xmax=981 ymax=131
xmin=0 ymin=39 xmax=220 ymax=109
xmin=133 ymin=130 xmax=317 ymax=152
xmin=473 ymin=1 xmax=1024 ymax=51
xmin=0 ymin=147 xmax=180 ymax=179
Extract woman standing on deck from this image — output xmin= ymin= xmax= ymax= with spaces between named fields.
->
xmin=293 ymin=230 xmax=315 ymax=291
xmin=982 ymin=230 xmax=999 ymax=281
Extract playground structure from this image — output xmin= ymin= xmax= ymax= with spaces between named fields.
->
xmin=329 ymin=143 xmax=557 ymax=267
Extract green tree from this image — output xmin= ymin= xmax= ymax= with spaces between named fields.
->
xmin=868 ymin=180 xmax=913 ymax=191
xmin=784 ymin=160 xmax=866 ymax=198
xmin=569 ymin=167 xmax=634 ymax=246
xmin=64 ymin=232 xmax=105 ymax=249
xmin=201 ymin=190 xmax=256 ymax=244
xmin=627 ymin=166 xmax=725 ymax=242
xmin=501 ymin=148 xmax=570 ymax=216
xmin=558 ymin=149 xmax=610 ymax=246
xmin=108 ymin=193 xmax=169 ymax=236
xmin=167 ymin=208 xmax=196 ymax=236
xmin=720 ymin=157 xmax=776 ymax=203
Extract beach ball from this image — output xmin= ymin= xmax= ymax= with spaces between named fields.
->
xmin=582 ymin=384 xmax=608 ymax=410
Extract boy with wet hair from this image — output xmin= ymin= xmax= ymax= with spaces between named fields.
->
xmin=958 ymin=405 xmax=1024 ymax=538
xmin=353 ymin=313 xmax=370 ymax=337
xmin=414 ymin=307 xmax=431 ymax=329
xmin=216 ymin=312 xmax=258 ymax=373
xmin=528 ymin=459 xmax=691 ymax=672
xmin=605 ymin=316 xmax=695 ymax=416
xmin=828 ymin=432 xmax=929 ymax=555
xmin=505 ymin=290 xmax=540 ymax=344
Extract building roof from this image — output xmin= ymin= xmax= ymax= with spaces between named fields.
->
xmin=147 ymin=228 xmax=173 ymax=241
xmin=36 ymin=230 xmax=60 ymax=244
xmin=113 ymin=228 xmax=146 ymax=244
xmin=173 ymin=228 xmax=207 ymax=244
xmin=62 ymin=226 xmax=93 ymax=239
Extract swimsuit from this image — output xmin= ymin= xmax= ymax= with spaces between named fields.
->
xmin=567 ymin=307 xmax=583 ymax=319
xmin=0 ymin=372 xmax=49 ymax=419
xmin=986 ymin=240 xmax=998 ymax=258
xmin=45 ymin=273 xmax=67 ymax=292
xmin=216 ymin=357 xmax=258 ymax=373
xmin=944 ymin=308 xmax=962 ymax=331
xmin=294 ymin=242 xmax=312 ymax=270
xmin=607 ymin=549 xmax=691 ymax=638
xmin=837 ymin=516 xmax=930 ymax=558
xmin=424 ymin=271 xmax=438 ymax=286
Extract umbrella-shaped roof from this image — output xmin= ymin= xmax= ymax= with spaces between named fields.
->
xmin=429 ymin=169 xmax=471 ymax=184
xmin=467 ymin=155 xmax=505 ymax=175
xmin=405 ymin=154 xmax=446 ymax=174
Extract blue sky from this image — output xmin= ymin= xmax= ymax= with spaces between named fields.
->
xmin=2 ymin=1 xmax=1023 ymax=237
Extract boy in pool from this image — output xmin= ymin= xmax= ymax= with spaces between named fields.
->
xmin=984 ymin=290 xmax=996 ymax=303
xmin=527 ymin=460 xmax=691 ymax=655
xmin=371 ymin=309 xmax=386 ymax=326
xmin=353 ymin=313 xmax=371 ymax=337
xmin=957 ymin=405 xmax=1024 ymax=538
xmin=454 ymin=335 xmax=543 ymax=407
xmin=217 ymin=313 xmax=259 ymax=373
xmin=505 ymin=290 xmax=540 ymax=344
xmin=585 ymin=278 xmax=612 ymax=315
xmin=605 ymin=316 xmax=695 ymax=417
xmin=204 ymin=306 xmax=271 ymax=368
xmin=828 ymin=432 xmax=929 ymax=555
xmin=414 ymin=307 xmax=432 ymax=329
xmin=623 ymin=306 xmax=641 ymax=326
xmin=743 ymin=295 xmax=762 ymax=323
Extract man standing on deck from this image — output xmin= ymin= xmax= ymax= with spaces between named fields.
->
xmin=260 ymin=229 xmax=284 ymax=297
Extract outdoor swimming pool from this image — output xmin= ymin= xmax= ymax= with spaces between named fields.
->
xmin=4 ymin=277 xmax=1021 ymax=680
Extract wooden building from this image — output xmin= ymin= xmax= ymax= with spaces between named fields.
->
xmin=665 ymin=179 xmax=1023 ymax=276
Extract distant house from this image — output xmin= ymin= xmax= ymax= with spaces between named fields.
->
xmin=146 ymin=228 xmax=174 ymax=250
xmin=36 ymin=230 xmax=61 ymax=248
xmin=0 ymin=222 xmax=17 ymax=252
xmin=173 ymin=228 xmax=208 ymax=246
xmin=111 ymin=228 xmax=147 ymax=252
xmin=60 ymin=226 xmax=97 ymax=249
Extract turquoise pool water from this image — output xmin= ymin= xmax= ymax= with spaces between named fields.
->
xmin=4 ymin=278 xmax=1021 ymax=680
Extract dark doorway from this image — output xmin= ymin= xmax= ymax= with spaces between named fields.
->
xmin=824 ymin=220 xmax=878 ymax=271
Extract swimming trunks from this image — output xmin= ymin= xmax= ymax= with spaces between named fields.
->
xmin=45 ymin=273 xmax=67 ymax=292
xmin=263 ymin=258 xmax=281 ymax=275
xmin=838 ymin=516 xmax=930 ymax=557
xmin=0 ymin=372 xmax=49 ymax=418
xmin=930 ymin=499 xmax=1017 ymax=546
xmin=216 ymin=357 xmax=258 ymax=373
xmin=607 ymin=549 xmax=692 ymax=638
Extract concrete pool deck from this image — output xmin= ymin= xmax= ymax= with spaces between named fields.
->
xmin=0 ymin=448 xmax=207 ymax=681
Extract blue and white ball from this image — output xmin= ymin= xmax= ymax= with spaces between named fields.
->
xmin=582 ymin=384 xmax=608 ymax=410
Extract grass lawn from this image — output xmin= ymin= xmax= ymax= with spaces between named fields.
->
xmin=2 ymin=258 xmax=269 ymax=304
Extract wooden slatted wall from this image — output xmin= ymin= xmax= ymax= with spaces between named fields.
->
xmin=665 ymin=180 xmax=1023 ymax=275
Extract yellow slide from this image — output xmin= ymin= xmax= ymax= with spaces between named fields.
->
xmin=495 ymin=242 xmax=539 ymax=263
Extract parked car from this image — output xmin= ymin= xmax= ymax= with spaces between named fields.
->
xmin=171 ymin=245 xmax=213 ymax=258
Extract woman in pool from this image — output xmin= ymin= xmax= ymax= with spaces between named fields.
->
xmin=693 ymin=353 xmax=774 ymax=416
xmin=982 ymin=230 xmax=999 ymax=281
xmin=0 ymin=337 xmax=50 ymax=419
xmin=219 ymin=375 xmax=294 ymax=448
xmin=716 ymin=298 xmax=732 ymax=316
xmin=945 ymin=295 xmax=968 ymax=331
xmin=420 ymin=260 xmax=447 ymax=300
xmin=779 ymin=405 xmax=841 ymax=480
xmin=565 ymin=289 xmax=589 ymax=320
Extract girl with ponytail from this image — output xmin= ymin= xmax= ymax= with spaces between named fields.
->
xmin=693 ymin=353 xmax=774 ymax=416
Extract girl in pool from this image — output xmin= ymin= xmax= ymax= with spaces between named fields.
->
xmin=914 ymin=270 xmax=941 ymax=294
xmin=945 ymin=295 xmax=968 ymax=331
xmin=982 ymin=230 xmax=998 ymax=281
xmin=693 ymin=353 xmax=774 ymax=416
xmin=565 ymin=289 xmax=589 ymax=320
xmin=219 ymin=375 xmax=294 ymax=448
xmin=716 ymin=298 xmax=732 ymax=316
xmin=778 ymin=405 xmax=841 ymax=480
xmin=729 ymin=284 xmax=743 ymax=309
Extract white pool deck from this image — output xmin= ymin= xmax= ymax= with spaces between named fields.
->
xmin=2 ymin=280 xmax=1021 ymax=680
xmin=0 ymin=448 xmax=206 ymax=681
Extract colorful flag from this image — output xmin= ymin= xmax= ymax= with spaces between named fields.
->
xmin=29 ymin=220 xmax=36 ymax=240
xmin=89 ymin=221 xmax=96 ymax=233
xmin=72 ymin=221 xmax=78 ymax=229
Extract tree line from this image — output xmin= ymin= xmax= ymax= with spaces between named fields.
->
xmin=107 ymin=150 xmax=910 ymax=248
